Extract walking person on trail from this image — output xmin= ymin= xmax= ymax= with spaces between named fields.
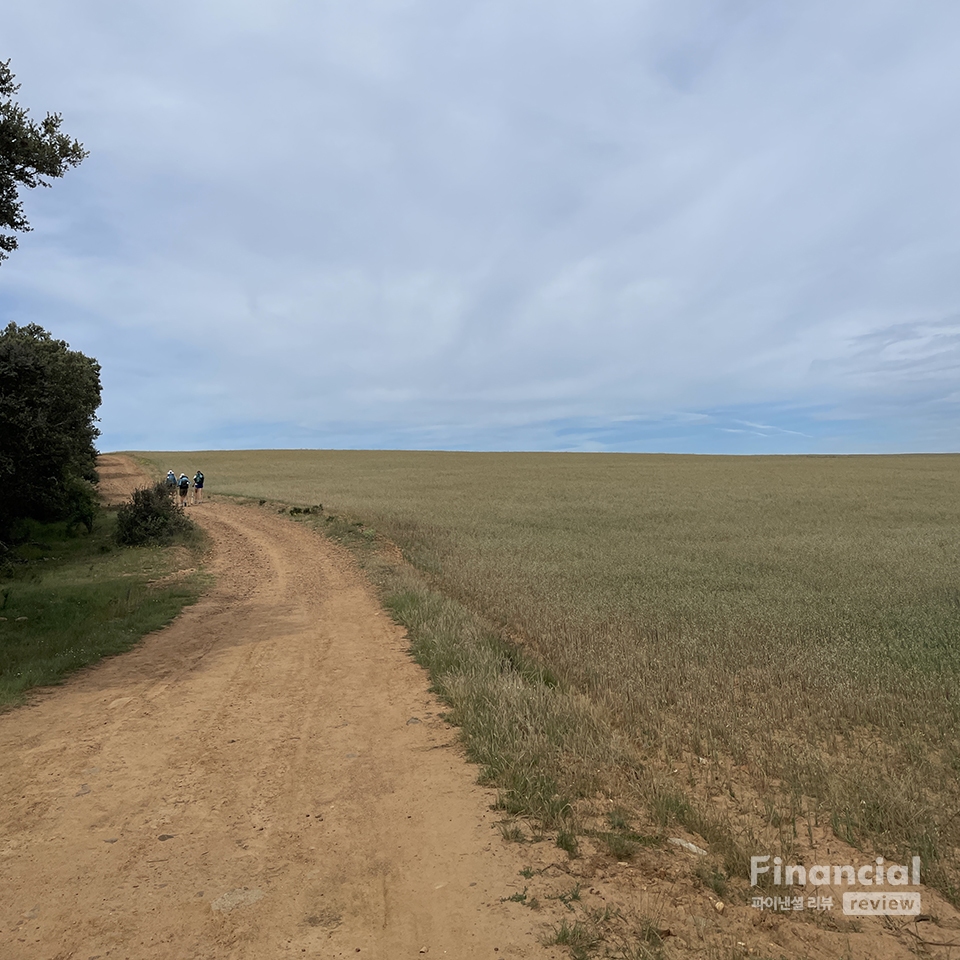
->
xmin=177 ymin=473 xmax=190 ymax=508
xmin=192 ymin=470 xmax=204 ymax=504
xmin=166 ymin=469 xmax=176 ymax=491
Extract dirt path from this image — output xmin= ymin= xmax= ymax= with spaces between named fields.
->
xmin=0 ymin=456 xmax=559 ymax=959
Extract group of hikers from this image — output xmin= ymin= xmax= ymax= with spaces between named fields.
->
xmin=165 ymin=468 xmax=204 ymax=508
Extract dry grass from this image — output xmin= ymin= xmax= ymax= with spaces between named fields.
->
xmin=135 ymin=450 xmax=960 ymax=901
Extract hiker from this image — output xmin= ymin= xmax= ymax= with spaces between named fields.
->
xmin=166 ymin=469 xmax=177 ymax=492
xmin=192 ymin=470 xmax=204 ymax=504
xmin=178 ymin=473 xmax=190 ymax=508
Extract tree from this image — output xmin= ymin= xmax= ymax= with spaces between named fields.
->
xmin=0 ymin=59 xmax=87 ymax=262
xmin=0 ymin=323 xmax=101 ymax=542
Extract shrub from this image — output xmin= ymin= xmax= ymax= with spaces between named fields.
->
xmin=114 ymin=481 xmax=193 ymax=546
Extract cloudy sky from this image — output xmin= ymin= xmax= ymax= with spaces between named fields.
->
xmin=2 ymin=1 xmax=959 ymax=453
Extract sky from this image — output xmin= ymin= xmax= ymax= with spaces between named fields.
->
xmin=2 ymin=0 xmax=960 ymax=454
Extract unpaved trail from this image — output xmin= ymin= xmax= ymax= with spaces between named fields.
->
xmin=0 ymin=456 xmax=558 ymax=959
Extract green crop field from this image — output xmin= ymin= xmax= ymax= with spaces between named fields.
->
xmin=137 ymin=450 xmax=960 ymax=901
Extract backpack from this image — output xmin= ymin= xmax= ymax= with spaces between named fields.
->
xmin=178 ymin=476 xmax=189 ymax=491
xmin=194 ymin=472 xmax=204 ymax=484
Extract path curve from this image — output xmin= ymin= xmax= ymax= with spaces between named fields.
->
xmin=0 ymin=456 xmax=556 ymax=959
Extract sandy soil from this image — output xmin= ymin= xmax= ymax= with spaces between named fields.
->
xmin=4 ymin=455 xmax=959 ymax=960
xmin=0 ymin=456 xmax=560 ymax=959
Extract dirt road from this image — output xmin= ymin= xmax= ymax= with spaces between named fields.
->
xmin=0 ymin=456 xmax=557 ymax=959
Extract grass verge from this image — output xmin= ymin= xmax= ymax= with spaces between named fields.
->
xmin=316 ymin=511 xmax=621 ymax=832
xmin=0 ymin=509 xmax=207 ymax=709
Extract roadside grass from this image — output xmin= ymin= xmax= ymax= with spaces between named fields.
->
xmin=541 ymin=905 xmax=672 ymax=960
xmin=0 ymin=509 xmax=207 ymax=708
xmin=135 ymin=450 xmax=960 ymax=903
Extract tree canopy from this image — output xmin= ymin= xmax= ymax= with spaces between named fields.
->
xmin=0 ymin=323 xmax=101 ymax=541
xmin=0 ymin=59 xmax=87 ymax=262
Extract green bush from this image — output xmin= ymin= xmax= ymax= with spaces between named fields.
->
xmin=114 ymin=481 xmax=193 ymax=546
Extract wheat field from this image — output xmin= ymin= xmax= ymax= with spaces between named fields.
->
xmin=137 ymin=450 xmax=960 ymax=899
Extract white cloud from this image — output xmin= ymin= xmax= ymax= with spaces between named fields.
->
xmin=2 ymin=1 xmax=960 ymax=451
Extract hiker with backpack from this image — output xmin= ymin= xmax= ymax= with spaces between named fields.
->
xmin=177 ymin=473 xmax=190 ymax=508
xmin=192 ymin=470 xmax=204 ymax=504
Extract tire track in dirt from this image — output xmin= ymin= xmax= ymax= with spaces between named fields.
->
xmin=0 ymin=456 xmax=559 ymax=959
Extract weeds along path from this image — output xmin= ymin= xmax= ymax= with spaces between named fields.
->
xmin=0 ymin=456 xmax=555 ymax=959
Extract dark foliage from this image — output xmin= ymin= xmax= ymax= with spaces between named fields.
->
xmin=0 ymin=59 xmax=87 ymax=262
xmin=114 ymin=482 xmax=193 ymax=546
xmin=0 ymin=322 xmax=101 ymax=543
